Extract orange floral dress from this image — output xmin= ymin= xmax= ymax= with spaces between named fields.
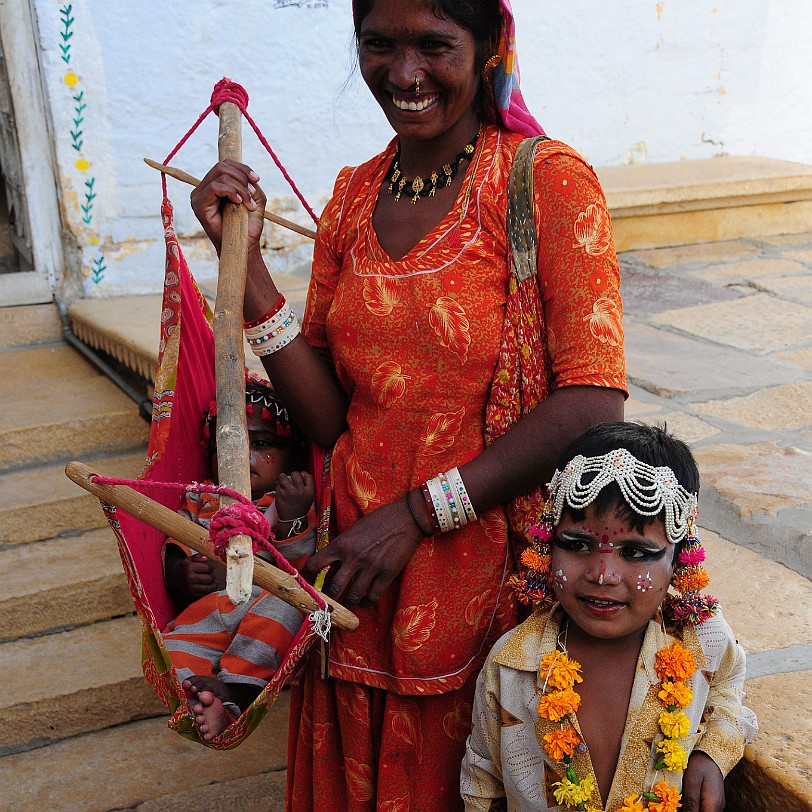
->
xmin=290 ymin=123 xmax=626 ymax=811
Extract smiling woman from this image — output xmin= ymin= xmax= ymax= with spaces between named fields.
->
xmin=189 ymin=0 xmax=627 ymax=808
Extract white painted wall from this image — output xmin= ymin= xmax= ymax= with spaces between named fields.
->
xmin=29 ymin=0 xmax=812 ymax=296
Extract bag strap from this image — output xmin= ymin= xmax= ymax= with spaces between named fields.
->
xmin=507 ymin=135 xmax=550 ymax=282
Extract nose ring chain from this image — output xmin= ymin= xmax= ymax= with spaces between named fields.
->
xmin=414 ymin=75 xmax=420 ymax=95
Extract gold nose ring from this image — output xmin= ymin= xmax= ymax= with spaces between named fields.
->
xmin=415 ymin=75 xmax=420 ymax=95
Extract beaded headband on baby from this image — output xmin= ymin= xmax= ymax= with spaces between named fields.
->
xmin=547 ymin=448 xmax=698 ymax=546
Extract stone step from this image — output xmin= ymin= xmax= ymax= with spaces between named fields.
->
xmin=0 ymin=302 xmax=62 ymax=350
xmin=598 ymin=155 xmax=812 ymax=251
xmin=0 ymin=345 xmax=149 ymax=472
xmin=0 ymin=528 xmax=132 ymax=641
xmin=0 ymin=694 xmax=290 ymax=811
xmin=0 ymin=614 xmax=165 ymax=755
xmin=0 ymin=450 xmax=147 ymax=546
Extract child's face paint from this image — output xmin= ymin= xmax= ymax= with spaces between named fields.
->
xmin=550 ymin=505 xmax=675 ymax=643
xmin=213 ymin=407 xmax=298 ymax=501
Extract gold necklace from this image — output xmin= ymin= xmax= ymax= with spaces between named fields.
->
xmin=388 ymin=129 xmax=480 ymax=204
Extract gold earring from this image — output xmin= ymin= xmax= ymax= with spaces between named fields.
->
xmin=482 ymin=54 xmax=501 ymax=74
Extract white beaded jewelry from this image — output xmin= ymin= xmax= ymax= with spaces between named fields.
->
xmin=425 ymin=475 xmax=453 ymax=533
xmin=445 ymin=467 xmax=477 ymax=523
xmin=245 ymin=298 xmax=301 ymax=357
xmin=547 ymin=448 xmax=698 ymax=545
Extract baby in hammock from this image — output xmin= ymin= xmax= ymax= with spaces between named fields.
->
xmin=162 ymin=375 xmax=315 ymax=740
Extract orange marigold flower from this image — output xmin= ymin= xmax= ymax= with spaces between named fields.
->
xmin=538 ymin=687 xmax=581 ymax=722
xmin=672 ymin=566 xmax=710 ymax=593
xmin=658 ymin=680 xmax=693 ymax=709
xmin=654 ymin=642 xmax=696 ymax=682
xmin=616 ymin=795 xmax=645 ymax=812
xmin=540 ymin=652 xmax=583 ymax=691
xmin=542 ymin=726 xmax=581 ymax=761
xmin=521 ymin=548 xmax=551 ymax=573
xmin=647 ymin=781 xmax=681 ymax=812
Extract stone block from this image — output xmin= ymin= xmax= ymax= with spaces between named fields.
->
xmin=0 ymin=529 xmax=131 ymax=640
xmin=0 ymin=616 xmax=166 ymax=754
xmin=0 ymin=451 xmax=146 ymax=545
xmin=694 ymin=382 xmax=812 ymax=431
xmin=686 ymin=257 xmax=806 ymax=286
xmin=699 ymin=528 xmax=812 ymax=655
xmin=623 ymin=240 xmax=761 ymax=270
xmin=725 ymin=671 xmax=812 ymax=812
xmin=624 ymin=323 xmax=799 ymax=397
xmin=0 ymin=303 xmax=62 ymax=349
xmin=651 ymin=293 xmax=812 ymax=354
xmin=0 ymin=698 xmax=290 ymax=811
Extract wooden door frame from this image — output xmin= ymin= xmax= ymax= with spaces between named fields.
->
xmin=0 ymin=0 xmax=65 ymax=305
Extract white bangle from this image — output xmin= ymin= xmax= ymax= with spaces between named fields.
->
xmin=446 ymin=467 xmax=477 ymax=523
xmin=425 ymin=475 xmax=454 ymax=533
xmin=248 ymin=312 xmax=301 ymax=357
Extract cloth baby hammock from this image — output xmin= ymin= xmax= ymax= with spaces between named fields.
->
xmin=94 ymin=80 xmax=332 ymax=749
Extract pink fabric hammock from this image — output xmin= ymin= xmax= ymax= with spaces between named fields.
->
xmin=97 ymin=81 xmax=327 ymax=749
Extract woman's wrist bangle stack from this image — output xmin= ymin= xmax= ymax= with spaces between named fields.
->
xmin=420 ymin=467 xmax=477 ymax=534
xmin=244 ymin=295 xmax=300 ymax=357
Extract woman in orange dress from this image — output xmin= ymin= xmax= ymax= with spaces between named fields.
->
xmin=191 ymin=1 xmax=626 ymax=809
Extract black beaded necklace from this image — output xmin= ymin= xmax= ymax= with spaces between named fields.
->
xmin=387 ymin=129 xmax=481 ymax=204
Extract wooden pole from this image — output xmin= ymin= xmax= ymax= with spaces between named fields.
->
xmin=65 ymin=461 xmax=359 ymax=632
xmin=214 ymin=100 xmax=254 ymax=604
xmin=144 ymin=158 xmax=316 ymax=240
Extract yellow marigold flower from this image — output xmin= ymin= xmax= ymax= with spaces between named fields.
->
xmin=658 ymin=680 xmax=693 ymax=709
xmin=672 ymin=566 xmax=710 ymax=593
xmin=657 ymin=739 xmax=689 ymax=772
xmin=617 ymin=796 xmax=645 ymax=812
xmin=654 ymin=642 xmax=696 ymax=682
xmin=658 ymin=710 xmax=691 ymax=740
xmin=647 ymin=781 xmax=681 ymax=812
xmin=521 ymin=547 xmax=551 ymax=573
xmin=540 ymin=652 xmax=584 ymax=691
xmin=538 ymin=687 xmax=581 ymax=721
xmin=552 ymin=774 xmax=595 ymax=806
xmin=543 ymin=726 xmax=581 ymax=761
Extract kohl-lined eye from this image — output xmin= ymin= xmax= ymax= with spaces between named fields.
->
xmin=620 ymin=545 xmax=668 ymax=562
xmin=554 ymin=534 xmax=590 ymax=553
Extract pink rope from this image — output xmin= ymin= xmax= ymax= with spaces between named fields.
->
xmin=160 ymin=77 xmax=319 ymax=225
xmin=92 ymin=474 xmax=326 ymax=610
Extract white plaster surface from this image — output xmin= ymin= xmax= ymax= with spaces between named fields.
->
xmin=25 ymin=0 xmax=812 ymax=294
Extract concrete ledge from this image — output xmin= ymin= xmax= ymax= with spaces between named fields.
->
xmin=598 ymin=156 xmax=812 ymax=251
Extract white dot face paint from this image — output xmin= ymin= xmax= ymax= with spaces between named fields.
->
xmin=637 ymin=571 xmax=653 ymax=592
xmin=554 ymin=569 xmax=569 ymax=589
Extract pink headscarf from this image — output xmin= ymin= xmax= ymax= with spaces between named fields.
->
xmin=493 ymin=0 xmax=545 ymax=136
xmin=352 ymin=0 xmax=544 ymax=138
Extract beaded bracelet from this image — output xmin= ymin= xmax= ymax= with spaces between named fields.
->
xmin=245 ymin=298 xmax=301 ymax=357
xmin=421 ymin=468 xmax=476 ymax=534
xmin=243 ymin=295 xmax=286 ymax=330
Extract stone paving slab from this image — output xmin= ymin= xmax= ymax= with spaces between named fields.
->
xmin=133 ymin=769 xmax=287 ymax=812
xmin=651 ymin=293 xmax=812 ymax=354
xmin=684 ymin=256 xmax=807 ymax=285
xmin=700 ymin=528 xmax=812 ymax=654
xmin=0 ymin=450 xmax=146 ymax=545
xmin=0 ymin=697 xmax=290 ymax=811
xmin=0 ymin=529 xmax=131 ymax=640
xmin=623 ymin=323 xmax=800 ymax=398
xmin=725 ymin=670 xmax=812 ymax=812
xmin=0 ymin=615 xmax=165 ymax=753
xmin=694 ymin=381 xmax=812 ymax=432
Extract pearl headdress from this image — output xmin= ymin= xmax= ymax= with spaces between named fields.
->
xmin=547 ymin=448 xmax=698 ymax=545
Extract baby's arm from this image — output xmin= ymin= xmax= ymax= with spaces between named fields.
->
xmin=273 ymin=471 xmax=316 ymax=540
xmin=164 ymin=543 xmax=218 ymax=600
xmin=460 ymin=657 xmax=507 ymax=811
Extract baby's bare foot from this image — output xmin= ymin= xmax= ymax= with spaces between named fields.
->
xmin=182 ymin=677 xmax=238 ymax=741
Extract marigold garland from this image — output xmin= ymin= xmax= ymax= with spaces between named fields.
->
xmin=537 ymin=642 xmax=697 ymax=812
